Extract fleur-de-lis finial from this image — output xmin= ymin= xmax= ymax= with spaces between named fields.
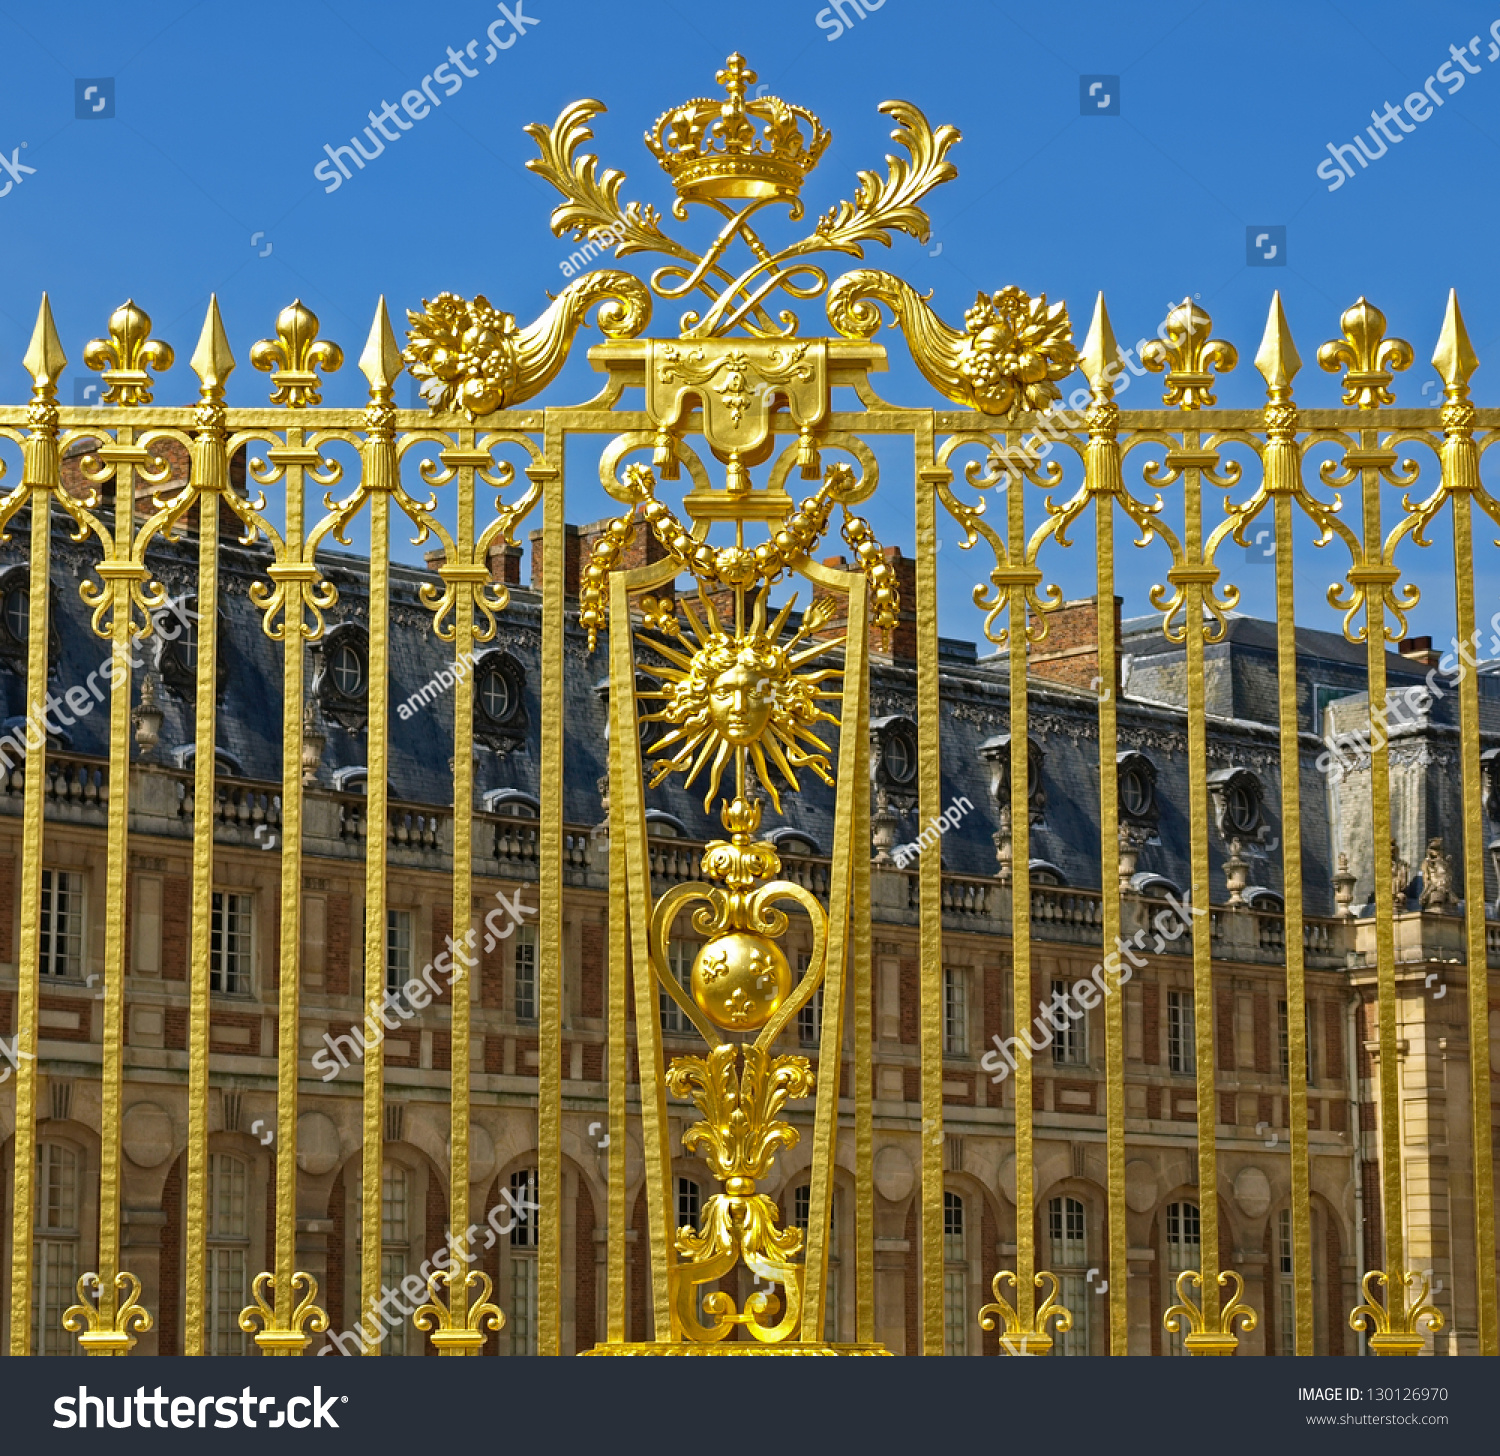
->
xmin=81 ymin=300 xmax=174 ymax=406
xmin=1350 ymin=1269 xmax=1445 ymax=1355
xmin=250 ymin=300 xmax=343 ymax=407
xmin=1141 ymin=297 xmax=1237 ymax=408
xmin=1316 ymin=297 xmax=1413 ymax=408
xmin=62 ymin=1270 xmax=154 ymax=1355
xmin=978 ymin=1270 xmax=1073 ymax=1356
xmin=412 ymin=1267 xmax=505 ymax=1355
xmin=1255 ymin=291 xmax=1301 ymax=403
xmin=1162 ymin=1267 xmax=1258 ymax=1355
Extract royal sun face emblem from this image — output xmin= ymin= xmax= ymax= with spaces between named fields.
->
xmin=637 ymin=584 xmax=843 ymax=814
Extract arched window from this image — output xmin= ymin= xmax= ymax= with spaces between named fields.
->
xmin=1164 ymin=1200 xmax=1201 ymax=1356
xmin=943 ymin=1190 xmax=968 ymax=1356
xmin=1048 ymin=1196 xmax=1089 ymax=1356
xmin=507 ymin=1169 xmax=539 ymax=1355
xmin=381 ymin=1163 xmax=410 ymax=1356
xmin=207 ymin=1153 xmax=249 ymax=1355
xmin=34 ymin=1142 xmax=80 ymax=1356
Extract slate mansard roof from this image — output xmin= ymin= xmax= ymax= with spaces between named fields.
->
xmin=6 ymin=510 xmax=1497 ymax=920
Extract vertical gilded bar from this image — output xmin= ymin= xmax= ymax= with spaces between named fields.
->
xmin=7 ymin=297 xmax=65 ymax=1356
xmin=1431 ymin=293 xmax=1498 ymax=1354
xmin=915 ymin=449 xmax=945 ymax=1353
xmin=1080 ymin=298 xmax=1130 ymax=1354
xmin=1255 ymin=296 xmax=1315 ymax=1355
xmin=184 ymin=298 xmax=234 ymax=1356
xmin=536 ymin=440 xmax=564 ymax=1356
xmin=800 ymin=564 xmax=866 ymax=1340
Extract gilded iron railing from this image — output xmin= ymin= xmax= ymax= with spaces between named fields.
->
xmin=0 ymin=54 xmax=1495 ymax=1358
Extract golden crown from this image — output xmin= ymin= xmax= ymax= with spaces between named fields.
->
xmin=645 ymin=54 xmax=831 ymax=203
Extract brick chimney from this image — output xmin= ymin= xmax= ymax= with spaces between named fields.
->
xmin=528 ymin=524 xmax=581 ymax=595
xmin=1398 ymin=635 xmax=1440 ymax=667
xmin=1028 ymin=595 xmax=1123 ymax=692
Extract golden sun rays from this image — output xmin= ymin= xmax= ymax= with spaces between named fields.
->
xmin=636 ymin=585 xmax=844 ymax=813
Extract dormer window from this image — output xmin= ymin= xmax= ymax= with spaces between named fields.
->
xmin=473 ymin=651 xmax=526 ymax=752
xmin=315 ymin=624 xmax=371 ymax=733
xmin=1116 ymin=751 xmax=1159 ymax=826
xmin=1207 ymin=766 xmax=1267 ymax=844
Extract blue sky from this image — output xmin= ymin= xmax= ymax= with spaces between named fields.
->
xmin=1 ymin=0 xmax=1497 ymax=644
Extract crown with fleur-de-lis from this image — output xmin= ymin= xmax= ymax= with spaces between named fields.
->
xmin=645 ymin=54 xmax=831 ymax=203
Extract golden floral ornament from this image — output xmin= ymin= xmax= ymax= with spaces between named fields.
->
xmin=403 ymin=272 xmax=652 ymax=419
xmin=827 ymin=272 xmax=1076 ymax=417
xmin=666 ymin=1043 xmax=814 ymax=1342
xmin=412 ymin=1267 xmax=506 ymax=1355
xmin=237 ymin=1270 xmax=330 ymax=1355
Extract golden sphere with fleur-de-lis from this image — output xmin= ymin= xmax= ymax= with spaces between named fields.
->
xmin=692 ymin=931 xmax=791 ymax=1031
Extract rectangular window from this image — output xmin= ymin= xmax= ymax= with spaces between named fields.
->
xmin=33 ymin=1143 xmax=79 ymax=1357
xmin=385 ymin=910 xmax=412 ymax=1000
xmin=943 ymin=968 xmax=968 ymax=1056
xmin=210 ymin=891 xmax=254 ymax=995
xmin=796 ymin=952 xmax=822 ymax=1048
xmin=382 ymin=1163 xmax=411 ymax=1357
xmin=1051 ymin=978 xmax=1088 ymax=1065
xmin=207 ymin=1154 xmax=249 ymax=1356
xmin=507 ymin=1170 xmax=539 ymax=1356
xmin=1167 ymin=989 xmax=1196 ymax=1075
xmin=513 ymin=925 xmax=538 ymax=1022
xmin=1165 ymin=1200 xmax=1201 ymax=1357
xmin=661 ymin=939 xmax=692 ymax=1033
xmin=791 ymin=1184 xmax=840 ymax=1341
xmin=942 ymin=1191 xmax=967 ymax=1356
xmin=39 ymin=869 xmax=84 ymax=978
xmin=1277 ymin=999 xmax=1315 ymax=1084
xmin=1277 ymin=1206 xmax=1295 ymax=1356
xmin=1058 ymin=1273 xmax=1090 ymax=1356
